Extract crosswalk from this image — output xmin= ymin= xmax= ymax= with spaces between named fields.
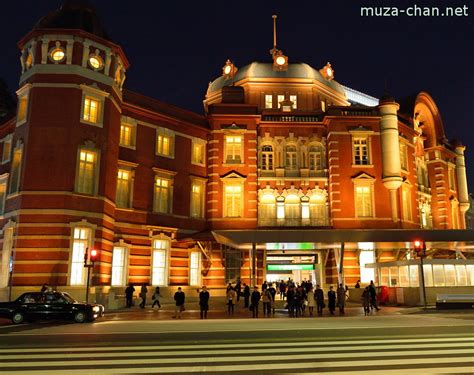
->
xmin=0 ymin=336 xmax=472 ymax=374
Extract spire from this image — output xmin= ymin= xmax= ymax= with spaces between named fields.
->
xmin=269 ymin=15 xmax=288 ymax=71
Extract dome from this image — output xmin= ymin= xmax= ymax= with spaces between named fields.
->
xmin=208 ymin=61 xmax=346 ymax=95
xmin=34 ymin=0 xmax=109 ymax=40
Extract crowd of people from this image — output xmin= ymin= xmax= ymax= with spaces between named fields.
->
xmin=123 ymin=279 xmax=381 ymax=319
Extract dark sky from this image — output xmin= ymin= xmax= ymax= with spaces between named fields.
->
xmin=1 ymin=0 xmax=473 ymax=192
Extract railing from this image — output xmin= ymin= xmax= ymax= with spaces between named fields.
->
xmin=262 ymin=115 xmax=322 ymax=123
xmin=258 ymin=218 xmax=330 ymax=227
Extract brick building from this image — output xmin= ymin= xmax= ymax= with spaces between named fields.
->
xmin=0 ymin=2 xmax=472 ymax=304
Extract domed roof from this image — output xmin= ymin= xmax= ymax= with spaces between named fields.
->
xmin=34 ymin=0 xmax=109 ymax=40
xmin=208 ymin=61 xmax=346 ymax=95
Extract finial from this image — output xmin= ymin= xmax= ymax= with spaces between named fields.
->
xmin=272 ymin=15 xmax=278 ymax=51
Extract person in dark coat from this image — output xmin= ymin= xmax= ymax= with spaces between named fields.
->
xmin=125 ymin=283 xmax=135 ymax=308
xmin=173 ymin=287 xmax=186 ymax=319
xmin=151 ymin=286 xmax=161 ymax=309
xmin=139 ymin=283 xmax=148 ymax=308
xmin=315 ymin=284 xmax=325 ymax=316
xmin=369 ymin=280 xmax=380 ymax=311
xmin=235 ymin=279 xmax=242 ymax=302
xmin=198 ymin=286 xmax=210 ymax=319
xmin=355 ymin=280 xmax=361 ymax=288
xmin=261 ymin=281 xmax=268 ymax=292
xmin=362 ymin=286 xmax=371 ymax=315
xmin=337 ymin=283 xmax=346 ymax=314
xmin=243 ymin=283 xmax=250 ymax=308
xmin=286 ymin=285 xmax=296 ymax=317
xmin=40 ymin=284 xmax=49 ymax=293
xmin=250 ymin=286 xmax=261 ymax=318
xmin=267 ymin=283 xmax=277 ymax=315
xmin=327 ymin=285 xmax=336 ymax=315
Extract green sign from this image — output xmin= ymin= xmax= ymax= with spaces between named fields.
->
xmin=267 ymin=264 xmax=315 ymax=271
xmin=266 ymin=243 xmax=315 ymax=250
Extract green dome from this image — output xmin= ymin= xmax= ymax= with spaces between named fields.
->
xmin=208 ymin=61 xmax=346 ymax=95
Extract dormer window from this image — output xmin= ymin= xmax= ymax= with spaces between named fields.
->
xmin=88 ymin=51 xmax=104 ymax=70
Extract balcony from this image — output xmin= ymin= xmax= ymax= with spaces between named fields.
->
xmin=261 ymin=114 xmax=323 ymax=123
xmin=258 ymin=218 xmax=329 ymax=227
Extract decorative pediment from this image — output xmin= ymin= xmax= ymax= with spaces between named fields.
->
xmin=281 ymin=185 xmax=304 ymax=198
xmin=352 ymin=172 xmax=375 ymax=181
xmin=220 ymin=171 xmax=246 ymax=181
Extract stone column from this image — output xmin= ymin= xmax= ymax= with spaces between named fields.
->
xmin=455 ymin=145 xmax=470 ymax=228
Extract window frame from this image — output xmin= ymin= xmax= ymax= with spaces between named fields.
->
xmin=224 ymin=134 xmax=243 ymax=164
xmin=111 ymin=246 xmax=129 ymax=287
xmin=352 ymin=137 xmax=371 ymax=166
xmin=151 ymin=236 xmax=171 ymax=287
xmin=116 ymin=167 xmax=133 ymax=209
xmin=1 ymin=135 xmax=12 ymax=164
xmin=80 ymin=87 xmax=106 ymax=127
xmin=8 ymin=142 xmax=23 ymax=195
xmin=68 ymin=223 xmax=95 ymax=286
xmin=260 ymin=144 xmax=274 ymax=171
xmin=155 ymin=127 xmax=175 ymax=158
xmin=264 ymin=94 xmax=273 ymax=109
xmin=75 ymin=146 xmax=100 ymax=196
xmin=399 ymin=141 xmax=408 ymax=171
xmin=191 ymin=138 xmax=206 ymax=166
xmin=119 ymin=117 xmax=137 ymax=149
xmin=353 ymin=178 xmax=375 ymax=218
xmin=0 ymin=174 xmax=8 ymax=215
xmin=189 ymin=251 xmax=202 ymax=286
xmin=190 ymin=177 xmax=206 ymax=219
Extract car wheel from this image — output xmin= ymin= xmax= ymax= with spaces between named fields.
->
xmin=74 ymin=311 xmax=86 ymax=323
xmin=12 ymin=311 xmax=25 ymax=324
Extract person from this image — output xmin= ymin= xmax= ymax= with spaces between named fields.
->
xmin=355 ymin=280 xmax=361 ymax=289
xmin=173 ymin=287 xmax=186 ymax=318
xmin=262 ymin=287 xmax=272 ymax=317
xmin=40 ymin=284 xmax=49 ymax=293
xmin=345 ymin=285 xmax=350 ymax=301
xmin=261 ymin=281 xmax=268 ymax=292
xmin=279 ymin=281 xmax=287 ymax=300
xmin=315 ymin=284 xmax=325 ymax=316
xmin=267 ymin=283 xmax=277 ymax=314
xmin=369 ymin=280 xmax=380 ymax=311
xmin=198 ymin=286 xmax=210 ymax=319
xmin=125 ymin=283 xmax=135 ymax=308
xmin=139 ymin=283 xmax=148 ymax=308
xmin=250 ymin=286 xmax=261 ymax=318
xmin=361 ymin=286 xmax=371 ymax=316
xmin=243 ymin=283 xmax=250 ymax=308
xmin=151 ymin=286 xmax=161 ymax=309
xmin=328 ymin=286 xmax=336 ymax=315
xmin=226 ymin=287 xmax=236 ymax=315
xmin=235 ymin=278 xmax=242 ymax=302
xmin=226 ymin=283 xmax=233 ymax=293
xmin=286 ymin=285 xmax=295 ymax=317
xmin=337 ymin=283 xmax=346 ymax=314
xmin=306 ymin=287 xmax=315 ymax=316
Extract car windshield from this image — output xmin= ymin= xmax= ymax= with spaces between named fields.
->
xmin=61 ymin=292 xmax=78 ymax=304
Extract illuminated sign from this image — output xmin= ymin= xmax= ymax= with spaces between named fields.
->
xmin=266 ymin=243 xmax=315 ymax=250
xmin=267 ymin=264 xmax=315 ymax=271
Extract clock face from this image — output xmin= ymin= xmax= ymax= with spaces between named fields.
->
xmin=326 ymin=67 xmax=333 ymax=77
xmin=276 ymin=56 xmax=286 ymax=66
xmin=88 ymin=55 xmax=103 ymax=70
xmin=224 ymin=65 xmax=232 ymax=75
xmin=51 ymin=48 xmax=65 ymax=62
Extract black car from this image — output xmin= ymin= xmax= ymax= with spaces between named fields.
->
xmin=0 ymin=291 xmax=105 ymax=324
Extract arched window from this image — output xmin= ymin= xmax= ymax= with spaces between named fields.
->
xmin=309 ymin=145 xmax=324 ymax=171
xmin=285 ymin=145 xmax=297 ymax=170
xmin=258 ymin=192 xmax=276 ymax=226
xmin=310 ymin=193 xmax=328 ymax=225
xmin=261 ymin=145 xmax=274 ymax=171
xmin=284 ymin=194 xmax=300 ymax=225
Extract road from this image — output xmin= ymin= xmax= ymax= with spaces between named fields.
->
xmin=0 ymin=312 xmax=472 ymax=374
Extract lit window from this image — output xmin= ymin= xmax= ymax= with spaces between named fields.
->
xmin=17 ymin=94 xmax=29 ymax=124
xmin=309 ymin=146 xmax=323 ymax=171
xmin=353 ymin=138 xmax=370 ymax=165
xmin=83 ymin=97 xmax=100 ymax=124
xmin=0 ymin=227 xmax=13 ymax=288
xmin=409 ymin=265 xmax=419 ymax=287
xmin=402 ymin=187 xmax=413 ymax=221
xmin=224 ymin=184 xmax=242 ymax=217
xmin=9 ymin=147 xmax=23 ymax=194
xmin=309 ymin=193 xmax=328 ymax=225
xmin=277 ymin=95 xmax=285 ymax=109
xmin=116 ymin=169 xmax=131 ymax=208
xmin=225 ymin=135 xmax=242 ymax=163
xmin=0 ymin=178 xmax=7 ymax=214
xmin=433 ymin=264 xmax=445 ymax=287
xmin=400 ymin=142 xmax=408 ymax=170
xmin=70 ymin=227 xmax=91 ymax=285
xmin=88 ymin=55 xmax=103 ymax=70
xmin=189 ymin=252 xmax=202 ymax=286
xmin=265 ymin=95 xmax=273 ymax=109
xmin=154 ymin=177 xmax=172 ymax=213
xmin=258 ymin=192 xmax=276 ymax=225
xmin=111 ymin=247 xmax=127 ymax=286
xmin=192 ymin=141 xmax=205 ymax=165
xmin=448 ymin=167 xmax=456 ymax=190
xmin=261 ymin=145 xmax=274 ymax=171
xmin=455 ymin=265 xmax=467 ymax=286
xmin=355 ymin=185 xmax=373 ymax=217
xmin=359 ymin=247 xmax=375 ymax=283
xmin=120 ymin=123 xmax=136 ymax=148
xmin=2 ymin=138 xmax=12 ymax=163
xmin=152 ymin=239 xmax=169 ymax=286
xmin=321 ymin=100 xmax=326 ymax=112
xmin=190 ymin=182 xmax=204 ymax=218
xmin=285 ymin=145 xmax=297 ymax=169
xmin=284 ymin=195 xmax=300 ymax=225
xmin=451 ymin=199 xmax=459 ymax=229
xmin=76 ymin=149 xmax=97 ymax=195
xmin=290 ymin=95 xmax=297 ymax=109
xmin=156 ymin=128 xmax=174 ymax=157
xmin=50 ymin=47 xmax=65 ymax=63
xmin=423 ymin=264 xmax=434 ymax=287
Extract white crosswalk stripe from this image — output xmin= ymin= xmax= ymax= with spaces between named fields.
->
xmin=0 ymin=336 xmax=472 ymax=374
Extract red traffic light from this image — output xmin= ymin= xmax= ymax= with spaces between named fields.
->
xmin=90 ymin=249 xmax=99 ymax=262
xmin=414 ymin=240 xmax=422 ymax=248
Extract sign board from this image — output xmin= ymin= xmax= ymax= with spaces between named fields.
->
xmin=267 ymin=264 xmax=315 ymax=271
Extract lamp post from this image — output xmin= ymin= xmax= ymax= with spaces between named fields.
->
xmin=414 ymin=240 xmax=427 ymax=308
xmin=84 ymin=248 xmax=98 ymax=304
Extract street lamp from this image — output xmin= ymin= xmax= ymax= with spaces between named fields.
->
xmin=414 ymin=240 xmax=427 ymax=308
xmin=84 ymin=248 xmax=99 ymax=304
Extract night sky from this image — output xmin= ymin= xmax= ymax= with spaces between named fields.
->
xmin=1 ymin=0 xmax=473 ymax=192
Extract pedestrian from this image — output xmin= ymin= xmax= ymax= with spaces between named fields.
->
xmin=250 ymin=286 xmax=261 ymax=318
xmin=362 ymin=286 xmax=371 ymax=315
xmin=173 ymin=287 xmax=186 ymax=319
xmin=235 ymin=278 xmax=242 ymax=302
xmin=315 ymin=284 xmax=325 ymax=316
xmin=198 ymin=285 xmax=210 ymax=319
xmin=243 ymin=283 xmax=250 ymax=308
xmin=262 ymin=288 xmax=272 ymax=317
xmin=261 ymin=281 xmax=268 ymax=292
xmin=151 ymin=286 xmax=161 ymax=309
xmin=287 ymin=285 xmax=295 ymax=317
xmin=306 ymin=287 xmax=315 ymax=316
xmin=267 ymin=283 xmax=277 ymax=314
xmin=139 ymin=283 xmax=148 ymax=308
xmin=355 ymin=280 xmax=361 ymax=289
xmin=226 ymin=287 xmax=236 ymax=315
xmin=279 ymin=281 xmax=286 ymax=300
xmin=40 ymin=284 xmax=49 ymax=293
xmin=369 ymin=280 xmax=380 ymax=311
xmin=226 ymin=283 xmax=233 ymax=293
xmin=328 ymin=285 xmax=336 ymax=315
xmin=125 ymin=283 xmax=135 ymax=308
xmin=337 ymin=283 xmax=346 ymax=314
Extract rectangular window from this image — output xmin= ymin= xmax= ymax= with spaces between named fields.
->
xmin=156 ymin=128 xmax=174 ymax=157
xmin=0 ymin=178 xmax=7 ymax=214
xmin=83 ymin=97 xmax=100 ymax=124
xmin=120 ymin=123 xmax=136 ymax=148
xmin=224 ymin=184 xmax=242 ymax=217
xmin=423 ymin=264 xmax=434 ymax=287
xmin=192 ymin=140 xmax=205 ymax=165
xmin=400 ymin=142 xmax=408 ymax=170
xmin=2 ymin=138 xmax=11 ymax=163
xmin=225 ymin=135 xmax=242 ymax=163
xmin=389 ymin=266 xmax=399 ymax=286
xmin=355 ymin=185 xmax=373 ymax=217
xmin=399 ymin=266 xmax=409 ymax=287
xmin=111 ymin=247 xmax=127 ymax=286
xmin=359 ymin=250 xmax=375 ymax=283
xmin=277 ymin=95 xmax=285 ymax=108
xmin=409 ymin=265 xmax=419 ymax=287
xmin=190 ymin=182 xmax=204 ymax=218
xmin=380 ymin=267 xmax=389 ymax=286
xmin=70 ymin=227 xmax=90 ymax=285
xmin=17 ymin=94 xmax=29 ymax=124
xmin=432 ymin=264 xmax=445 ymax=286
xmin=151 ymin=239 xmax=169 ymax=286
xmin=116 ymin=169 xmax=131 ymax=208
xmin=225 ymin=250 xmax=241 ymax=283
xmin=402 ymin=187 xmax=413 ymax=221
xmin=265 ymin=94 xmax=273 ymax=109
xmin=448 ymin=167 xmax=455 ymax=190
xmin=189 ymin=251 xmax=202 ymax=286
xmin=76 ymin=149 xmax=97 ymax=195
xmin=455 ymin=265 xmax=467 ymax=286
xmin=154 ymin=177 xmax=171 ymax=213
xmin=353 ymin=138 xmax=369 ymax=165
xmin=0 ymin=227 xmax=13 ymax=288
xmin=290 ymin=95 xmax=297 ymax=109
xmin=444 ymin=264 xmax=456 ymax=286
xmin=9 ymin=147 xmax=22 ymax=194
